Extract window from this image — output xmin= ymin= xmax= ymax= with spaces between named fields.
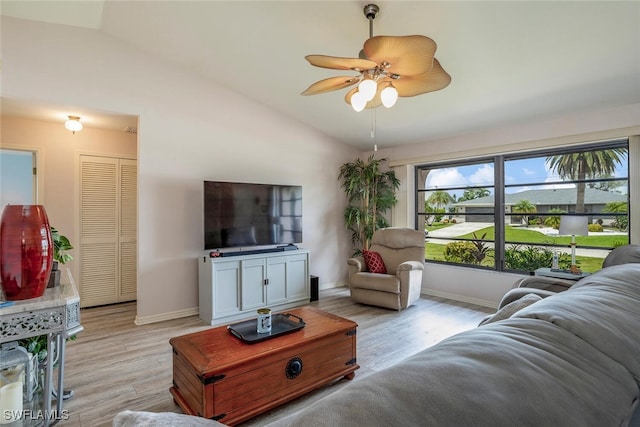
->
xmin=0 ymin=149 xmax=36 ymax=206
xmin=416 ymin=139 xmax=629 ymax=273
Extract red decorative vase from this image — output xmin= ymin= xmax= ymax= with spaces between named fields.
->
xmin=0 ymin=205 xmax=54 ymax=300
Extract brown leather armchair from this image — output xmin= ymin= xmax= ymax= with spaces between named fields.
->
xmin=347 ymin=227 xmax=424 ymax=310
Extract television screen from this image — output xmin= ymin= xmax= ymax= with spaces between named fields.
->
xmin=204 ymin=181 xmax=303 ymax=250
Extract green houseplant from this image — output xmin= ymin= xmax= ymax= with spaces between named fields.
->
xmin=47 ymin=227 xmax=74 ymax=288
xmin=52 ymin=227 xmax=74 ymax=265
xmin=338 ymin=155 xmax=400 ymax=255
xmin=25 ymin=228 xmax=76 ymax=362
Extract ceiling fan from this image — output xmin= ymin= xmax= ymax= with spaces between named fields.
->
xmin=301 ymin=4 xmax=451 ymax=112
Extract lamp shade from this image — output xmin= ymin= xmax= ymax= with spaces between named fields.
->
xmin=350 ymin=92 xmax=367 ymax=112
xmin=559 ymin=216 xmax=589 ymax=236
xmin=358 ymin=79 xmax=377 ymax=102
xmin=381 ymin=85 xmax=398 ymax=108
xmin=65 ymin=116 xmax=83 ymax=133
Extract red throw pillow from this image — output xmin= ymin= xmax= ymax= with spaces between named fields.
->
xmin=362 ymin=250 xmax=387 ymax=274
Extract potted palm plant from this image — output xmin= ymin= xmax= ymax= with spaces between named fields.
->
xmin=338 ymin=154 xmax=400 ymax=255
xmin=47 ymin=227 xmax=74 ymax=288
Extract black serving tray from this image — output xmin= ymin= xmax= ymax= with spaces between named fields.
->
xmin=227 ymin=313 xmax=305 ymax=344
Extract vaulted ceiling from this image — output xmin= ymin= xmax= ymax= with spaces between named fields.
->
xmin=2 ymin=1 xmax=640 ymax=149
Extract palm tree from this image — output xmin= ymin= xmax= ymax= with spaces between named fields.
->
xmin=543 ymin=208 xmax=566 ymax=229
xmin=602 ymin=201 xmax=628 ymax=231
xmin=458 ymin=187 xmax=490 ymax=202
xmin=426 ymin=190 xmax=454 ymax=210
xmin=546 ymin=149 xmax=626 ymax=213
xmin=512 ymin=199 xmax=537 ymax=225
xmin=339 ymin=155 xmax=400 ymax=253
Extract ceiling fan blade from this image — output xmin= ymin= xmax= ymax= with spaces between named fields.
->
xmin=363 ymin=35 xmax=437 ymax=76
xmin=393 ymin=58 xmax=452 ymax=97
xmin=305 ymin=55 xmax=377 ymax=71
xmin=301 ymin=76 xmax=359 ymax=96
xmin=344 ymin=87 xmax=383 ymax=109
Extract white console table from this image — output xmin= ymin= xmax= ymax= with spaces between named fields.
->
xmin=0 ymin=280 xmax=83 ymax=426
xmin=198 ymin=249 xmax=310 ymax=326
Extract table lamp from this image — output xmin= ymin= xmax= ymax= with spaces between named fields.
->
xmin=559 ymin=215 xmax=589 ymax=274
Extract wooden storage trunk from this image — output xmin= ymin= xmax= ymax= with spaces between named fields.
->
xmin=169 ymin=306 xmax=358 ymax=426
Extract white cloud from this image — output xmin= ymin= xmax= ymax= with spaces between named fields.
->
xmin=469 ymin=164 xmax=494 ymax=185
xmin=543 ymin=162 xmax=575 ymax=189
xmin=426 ymin=168 xmax=468 ymax=188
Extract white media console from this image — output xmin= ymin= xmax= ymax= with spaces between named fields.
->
xmin=198 ymin=249 xmax=310 ymax=326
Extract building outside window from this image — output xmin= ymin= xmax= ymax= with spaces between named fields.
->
xmin=416 ymin=139 xmax=629 ymax=273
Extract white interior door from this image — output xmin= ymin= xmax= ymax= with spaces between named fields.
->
xmin=79 ymin=155 xmax=137 ymax=307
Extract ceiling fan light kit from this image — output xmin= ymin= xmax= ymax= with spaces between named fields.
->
xmin=381 ymin=84 xmax=398 ymax=108
xmin=358 ymin=78 xmax=377 ymax=102
xmin=302 ymin=4 xmax=451 ymax=112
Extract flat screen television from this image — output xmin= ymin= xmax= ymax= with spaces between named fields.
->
xmin=203 ymin=181 xmax=303 ymax=250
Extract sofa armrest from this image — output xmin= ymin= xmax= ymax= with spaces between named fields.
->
xmin=347 ymin=256 xmax=366 ymax=285
xmin=396 ymin=261 xmax=424 ymax=272
xmin=512 ymin=275 xmax=574 ymax=293
xmin=498 ymin=288 xmax=557 ymax=309
xmin=348 ymin=256 xmax=365 ymax=272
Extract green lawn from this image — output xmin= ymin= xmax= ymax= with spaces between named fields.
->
xmin=425 ymin=242 xmax=605 ymax=273
xmin=425 ymin=222 xmax=455 ymax=232
xmin=457 ymin=225 xmax=627 ymax=248
xmin=425 ymin=223 xmax=625 ymax=273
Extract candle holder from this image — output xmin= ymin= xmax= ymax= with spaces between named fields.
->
xmin=0 ymin=341 xmax=36 ymax=402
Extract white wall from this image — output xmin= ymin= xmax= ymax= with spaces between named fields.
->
xmin=1 ymin=17 xmax=359 ymax=322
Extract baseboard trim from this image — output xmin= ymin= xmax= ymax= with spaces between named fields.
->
xmin=421 ymin=289 xmax=497 ymax=309
xmin=134 ymin=307 xmax=199 ymax=325
xmin=320 ymin=281 xmax=347 ymax=290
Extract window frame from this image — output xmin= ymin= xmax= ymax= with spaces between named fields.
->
xmin=415 ymin=138 xmax=630 ymax=273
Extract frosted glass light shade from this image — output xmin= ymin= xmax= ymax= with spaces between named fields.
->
xmin=351 ymin=92 xmax=367 ymax=112
xmin=65 ymin=116 xmax=83 ymax=133
xmin=381 ymin=85 xmax=398 ymax=108
xmin=358 ymin=79 xmax=377 ymax=102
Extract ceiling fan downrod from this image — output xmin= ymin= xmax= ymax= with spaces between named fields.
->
xmin=363 ymin=4 xmax=379 ymax=39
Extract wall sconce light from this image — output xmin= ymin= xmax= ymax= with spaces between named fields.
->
xmin=65 ymin=116 xmax=83 ymax=134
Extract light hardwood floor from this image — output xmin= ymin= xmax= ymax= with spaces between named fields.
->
xmin=61 ymin=288 xmax=494 ymax=427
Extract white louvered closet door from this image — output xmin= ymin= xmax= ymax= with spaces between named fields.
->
xmin=80 ymin=155 xmax=137 ymax=307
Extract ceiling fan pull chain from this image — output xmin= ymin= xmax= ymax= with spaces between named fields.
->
xmin=371 ymin=108 xmax=377 ymax=151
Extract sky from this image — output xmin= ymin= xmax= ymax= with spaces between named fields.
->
xmin=1 ymin=149 xmax=34 ymax=207
xmin=424 ymin=152 xmax=629 ymax=199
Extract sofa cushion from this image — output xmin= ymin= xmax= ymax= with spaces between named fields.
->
xmin=349 ymin=272 xmax=399 ymax=293
xmin=265 ymin=318 xmax=639 ymax=427
xmin=362 ymin=250 xmax=387 ymax=274
xmin=514 ymin=263 xmax=640 ymax=383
